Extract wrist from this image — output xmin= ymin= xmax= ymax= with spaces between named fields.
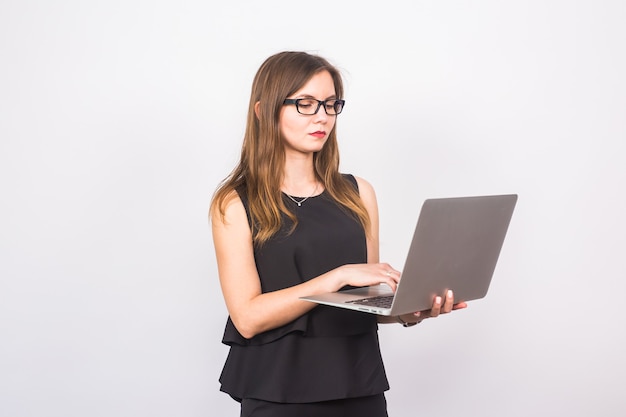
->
xmin=319 ymin=267 xmax=344 ymax=293
xmin=330 ymin=265 xmax=348 ymax=291
xmin=396 ymin=315 xmax=418 ymax=327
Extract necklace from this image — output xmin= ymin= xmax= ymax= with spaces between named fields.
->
xmin=284 ymin=183 xmax=319 ymax=207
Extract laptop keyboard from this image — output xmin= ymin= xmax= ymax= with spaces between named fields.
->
xmin=345 ymin=295 xmax=394 ymax=309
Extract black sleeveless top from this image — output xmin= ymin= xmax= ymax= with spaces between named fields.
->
xmin=219 ymin=175 xmax=389 ymax=403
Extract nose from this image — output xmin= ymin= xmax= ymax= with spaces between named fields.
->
xmin=313 ymin=106 xmax=329 ymax=123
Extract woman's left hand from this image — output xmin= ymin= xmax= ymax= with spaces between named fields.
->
xmin=397 ymin=289 xmax=468 ymax=325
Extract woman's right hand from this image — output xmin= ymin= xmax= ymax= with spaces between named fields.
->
xmin=332 ymin=263 xmax=401 ymax=292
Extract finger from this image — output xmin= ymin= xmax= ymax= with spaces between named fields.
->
xmin=442 ymin=290 xmax=454 ymax=314
xmin=381 ymin=264 xmax=400 ymax=280
xmin=376 ymin=270 xmax=396 ymax=292
xmin=452 ymin=301 xmax=468 ymax=310
xmin=385 ymin=278 xmax=397 ymax=292
xmin=429 ymin=296 xmax=442 ymax=317
xmin=381 ymin=268 xmax=399 ymax=281
xmin=380 ymin=265 xmax=400 ymax=291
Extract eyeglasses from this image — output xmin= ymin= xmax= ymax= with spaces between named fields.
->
xmin=283 ymin=98 xmax=345 ymax=115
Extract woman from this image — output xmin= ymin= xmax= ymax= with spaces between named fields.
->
xmin=210 ymin=51 xmax=466 ymax=417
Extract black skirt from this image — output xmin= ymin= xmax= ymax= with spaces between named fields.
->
xmin=240 ymin=393 xmax=388 ymax=417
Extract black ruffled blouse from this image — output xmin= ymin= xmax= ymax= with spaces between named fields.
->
xmin=219 ymin=175 xmax=389 ymax=403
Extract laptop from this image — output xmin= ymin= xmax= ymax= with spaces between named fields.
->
xmin=300 ymin=194 xmax=517 ymax=316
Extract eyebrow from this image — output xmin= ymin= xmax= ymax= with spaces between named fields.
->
xmin=295 ymin=94 xmax=338 ymax=100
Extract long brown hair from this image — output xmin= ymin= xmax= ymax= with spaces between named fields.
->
xmin=211 ymin=51 xmax=370 ymax=245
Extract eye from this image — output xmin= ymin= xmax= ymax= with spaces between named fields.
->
xmin=297 ymin=99 xmax=316 ymax=108
xmin=327 ymin=99 xmax=343 ymax=114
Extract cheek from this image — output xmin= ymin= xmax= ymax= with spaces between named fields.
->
xmin=278 ymin=110 xmax=293 ymax=135
xmin=280 ymin=115 xmax=305 ymax=138
xmin=328 ymin=118 xmax=336 ymax=132
xmin=278 ymin=120 xmax=291 ymax=141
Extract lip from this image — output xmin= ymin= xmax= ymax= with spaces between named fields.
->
xmin=310 ymin=131 xmax=326 ymax=138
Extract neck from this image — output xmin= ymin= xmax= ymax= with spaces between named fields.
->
xmin=282 ymin=153 xmax=318 ymax=195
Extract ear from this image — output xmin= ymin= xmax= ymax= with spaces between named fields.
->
xmin=254 ymin=101 xmax=261 ymax=119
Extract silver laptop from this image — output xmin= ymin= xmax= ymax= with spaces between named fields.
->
xmin=301 ymin=194 xmax=517 ymax=316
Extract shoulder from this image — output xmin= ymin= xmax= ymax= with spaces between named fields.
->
xmin=355 ymin=176 xmax=377 ymax=215
xmin=341 ymin=173 xmax=374 ymax=193
xmin=353 ymin=176 xmax=375 ymax=196
xmin=210 ymin=189 xmax=248 ymax=229
xmin=345 ymin=174 xmax=378 ymax=213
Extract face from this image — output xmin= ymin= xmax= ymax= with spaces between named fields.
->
xmin=279 ymin=70 xmax=337 ymax=156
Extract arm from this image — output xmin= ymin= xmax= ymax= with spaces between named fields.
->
xmin=355 ymin=176 xmax=381 ymax=265
xmin=211 ymin=191 xmax=400 ymax=339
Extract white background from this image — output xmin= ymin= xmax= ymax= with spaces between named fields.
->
xmin=1 ymin=1 xmax=625 ymax=416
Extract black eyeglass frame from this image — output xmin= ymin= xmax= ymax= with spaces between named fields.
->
xmin=283 ymin=98 xmax=346 ymax=115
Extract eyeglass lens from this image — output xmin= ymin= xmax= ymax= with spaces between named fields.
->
xmin=295 ymin=99 xmax=344 ymax=115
